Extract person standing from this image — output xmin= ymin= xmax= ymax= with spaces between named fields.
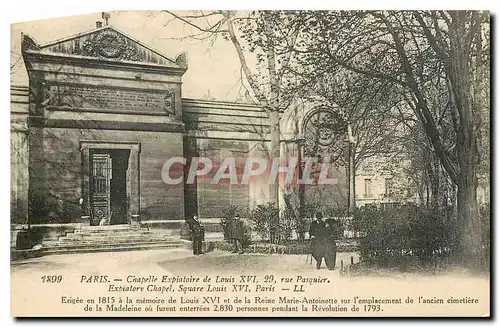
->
xmin=186 ymin=215 xmax=204 ymax=255
xmin=231 ymin=214 xmax=245 ymax=254
xmin=309 ymin=212 xmax=328 ymax=269
xmin=324 ymin=218 xmax=339 ymax=270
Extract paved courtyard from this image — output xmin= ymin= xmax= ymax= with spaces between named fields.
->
xmin=11 ymin=248 xmax=358 ymax=277
xmin=11 ymin=247 xmax=488 ymax=286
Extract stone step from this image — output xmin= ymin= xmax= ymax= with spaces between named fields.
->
xmin=55 ymin=240 xmax=174 ymax=247
xmin=60 ymin=234 xmax=170 ymax=241
xmin=70 ymin=230 xmax=162 ymax=236
xmin=78 ymin=225 xmax=138 ymax=231
xmin=74 ymin=229 xmax=143 ymax=234
xmin=57 ymin=238 xmax=171 ymax=244
xmin=14 ymin=224 xmax=185 ymax=257
xmin=43 ymin=236 xmax=180 ymax=246
xmin=47 ymin=239 xmax=180 ymax=248
xmin=67 ymin=230 xmax=170 ymax=235
xmin=41 ymin=242 xmax=182 ymax=255
xmin=48 ymin=237 xmax=179 ymax=244
xmin=45 ymin=237 xmax=180 ymax=245
xmin=72 ymin=229 xmax=178 ymax=236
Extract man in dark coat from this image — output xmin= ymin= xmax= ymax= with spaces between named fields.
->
xmin=186 ymin=215 xmax=204 ymax=255
xmin=324 ymin=218 xmax=339 ymax=270
xmin=231 ymin=214 xmax=245 ymax=254
xmin=309 ymin=212 xmax=328 ymax=269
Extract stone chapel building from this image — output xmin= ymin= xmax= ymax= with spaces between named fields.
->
xmin=11 ymin=24 xmax=353 ymax=226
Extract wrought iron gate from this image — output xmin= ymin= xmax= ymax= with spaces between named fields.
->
xmin=90 ymin=153 xmax=112 ymax=223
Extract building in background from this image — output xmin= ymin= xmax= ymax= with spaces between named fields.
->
xmin=354 ymin=153 xmax=418 ymax=208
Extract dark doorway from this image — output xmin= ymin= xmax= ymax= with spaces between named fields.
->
xmin=90 ymin=149 xmax=130 ymax=225
xmin=109 ymin=149 xmax=130 ymax=224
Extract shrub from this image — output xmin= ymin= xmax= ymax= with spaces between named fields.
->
xmin=220 ymin=205 xmax=252 ymax=247
xmin=352 ymin=204 xmax=459 ymax=267
xmin=302 ymin=201 xmax=322 ymax=219
xmin=213 ymin=239 xmax=359 ymax=254
xmin=279 ymin=212 xmax=295 ymax=244
xmin=28 ymin=188 xmax=79 ymax=224
xmin=249 ymin=202 xmax=292 ymax=244
xmin=294 ymin=216 xmax=308 ymax=242
xmin=220 ymin=206 xmax=242 ymax=240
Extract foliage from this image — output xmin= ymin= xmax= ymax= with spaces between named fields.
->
xmin=220 ymin=205 xmax=242 ymax=240
xmin=301 ymin=201 xmax=347 ymax=218
xmin=220 ymin=205 xmax=252 ymax=247
xmin=248 ymin=202 xmax=281 ymax=244
xmin=213 ymin=239 xmax=359 ymax=254
xmin=279 ymin=208 xmax=296 ymax=244
xmin=247 ymin=201 xmax=349 ymax=245
xmin=249 ymin=202 xmax=301 ymax=245
xmin=352 ymin=205 xmax=462 ymax=267
xmin=282 ymin=204 xmax=307 ymax=242
xmin=28 ymin=189 xmax=78 ymax=224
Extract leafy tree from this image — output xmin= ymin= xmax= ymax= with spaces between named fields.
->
xmin=297 ymin=10 xmax=490 ymax=268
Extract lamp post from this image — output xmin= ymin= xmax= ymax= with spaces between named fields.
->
xmin=296 ymin=136 xmax=306 ymax=243
xmin=344 ymin=124 xmax=356 ymax=217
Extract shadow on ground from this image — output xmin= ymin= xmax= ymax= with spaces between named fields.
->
xmin=158 ymin=250 xmax=359 ymax=275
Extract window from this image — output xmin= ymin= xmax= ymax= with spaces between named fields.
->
xmin=364 ymin=179 xmax=372 ymax=197
xmin=385 ymin=178 xmax=394 ymax=197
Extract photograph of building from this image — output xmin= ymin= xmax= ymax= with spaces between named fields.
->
xmin=9 ymin=10 xmax=490 ymax=318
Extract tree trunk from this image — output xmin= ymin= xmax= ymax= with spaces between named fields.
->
xmin=456 ymin=149 xmax=483 ymax=268
xmin=425 ymin=180 xmax=430 ymax=208
xmin=269 ymin=109 xmax=280 ymax=204
xmin=430 ymin=155 xmax=440 ymax=210
xmin=263 ymin=12 xmax=281 ymax=207
xmin=449 ymin=11 xmax=484 ymax=269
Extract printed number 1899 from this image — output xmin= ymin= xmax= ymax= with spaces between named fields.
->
xmin=41 ymin=275 xmax=63 ymax=283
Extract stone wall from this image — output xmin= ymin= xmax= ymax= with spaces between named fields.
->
xmin=183 ymin=98 xmax=271 ymax=218
xmin=30 ymin=128 xmax=185 ymax=223
xmin=11 ymin=86 xmax=29 ymax=224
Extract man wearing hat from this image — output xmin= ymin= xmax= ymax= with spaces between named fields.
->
xmin=309 ymin=212 xmax=328 ymax=269
xmin=186 ymin=215 xmax=205 ymax=255
xmin=231 ymin=214 xmax=245 ymax=254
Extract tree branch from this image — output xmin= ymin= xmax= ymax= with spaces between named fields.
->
xmin=224 ymin=13 xmax=270 ymax=110
xmin=164 ymin=11 xmax=228 ymax=34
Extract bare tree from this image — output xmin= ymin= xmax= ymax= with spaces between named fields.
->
xmin=165 ymin=10 xmax=306 ymax=205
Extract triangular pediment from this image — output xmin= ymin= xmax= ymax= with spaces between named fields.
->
xmin=34 ymin=26 xmax=186 ymax=69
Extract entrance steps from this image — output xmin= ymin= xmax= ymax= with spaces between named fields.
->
xmin=40 ymin=225 xmax=183 ymax=255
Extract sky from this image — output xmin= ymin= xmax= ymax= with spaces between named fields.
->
xmin=10 ymin=10 xmax=247 ymax=102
